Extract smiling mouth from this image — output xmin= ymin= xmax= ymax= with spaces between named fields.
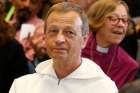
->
xmin=112 ymin=30 xmax=124 ymax=35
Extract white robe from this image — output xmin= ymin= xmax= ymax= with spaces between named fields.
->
xmin=9 ymin=58 xmax=118 ymax=93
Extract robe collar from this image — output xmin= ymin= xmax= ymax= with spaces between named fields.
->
xmin=96 ymin=45 xmax=109 ymax=54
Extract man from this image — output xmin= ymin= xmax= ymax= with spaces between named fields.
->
xmin=9 ymin=2 xmax=118 ymax=93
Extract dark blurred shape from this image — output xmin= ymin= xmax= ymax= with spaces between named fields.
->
xmin=119 ymin=79 xmax=140 ymax=93
xmin=16 ymin=7 xmax=32 ymax=23
xmin=120 ymin=19 xmax=138 ymax=59
xmin=0 ymin=16 xmax=29 ymax=93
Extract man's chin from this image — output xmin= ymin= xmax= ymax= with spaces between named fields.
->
xmin=52 ymin=55 xmax=67 ymax=61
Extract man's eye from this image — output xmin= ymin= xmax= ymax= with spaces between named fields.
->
xmin=50 ymin=29 xmax=57 ymax=33
xmin=64 ymin=30 xmax=76 ymax=37
xmin=47 ymin=28 xmax=58 ymax=34
xmin=66 ymin=31 xmax=75 ymax=34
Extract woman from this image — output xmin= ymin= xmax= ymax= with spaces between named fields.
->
xmin=82 ymin=0 xmax=139 ymax=89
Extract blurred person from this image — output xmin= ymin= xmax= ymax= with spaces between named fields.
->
xmin=32 ymin=24 xmax=50 ymax=62
xmin=27 ymin=24 xmax=50 ymax=73
xmin=119 ymin=79 xmax=140 ymax=93
xmin=9 ymin=0 xmax=44 ymax=63
xmin=39 ymin=0 xmax=67 ymax=19
xmin=0 ymin=16 xmax=28 ymax=93
xmin=9 ymin=2 xmax=118 ymax=93
xmin=82 ymin=0 xmax=139 ymax=89
xmin=68 ymin=0 xmax=97 ymax=12
xmin=10 ymin=0 xmax=43 ymax=28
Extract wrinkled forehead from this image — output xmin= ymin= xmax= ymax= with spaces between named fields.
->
xmin=47 ymin=11 xmax=82 ymax=23
xmin=109 ymin=4 xmax=128 ymax=17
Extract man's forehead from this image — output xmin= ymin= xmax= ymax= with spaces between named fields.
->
xmin=46 ymin=11 xmax=82 ymax=28
xmin=47 ymin=11 xmax=81 ymax=21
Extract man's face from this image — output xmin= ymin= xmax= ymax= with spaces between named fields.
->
xmin=13 ymin=0 xmax=41 ymax=22
xmin=45 ymin=11 xmax=84 ymax=62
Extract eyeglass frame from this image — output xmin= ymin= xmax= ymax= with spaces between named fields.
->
xmin=105 ymin=14 xmax=130 ymax=25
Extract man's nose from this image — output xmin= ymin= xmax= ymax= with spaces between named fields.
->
xmin=56 ymin=32 xmax=65 ymax=44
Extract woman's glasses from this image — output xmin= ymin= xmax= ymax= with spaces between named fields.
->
xmin=107 ymin=15 xmax=129 ymax=25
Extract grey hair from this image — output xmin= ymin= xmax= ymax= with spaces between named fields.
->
xmin=44 ymin=2 xmax=89 ymax=36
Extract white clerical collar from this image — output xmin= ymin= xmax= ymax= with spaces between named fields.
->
xmin=96 ymin=45 xmax=109 ymax=53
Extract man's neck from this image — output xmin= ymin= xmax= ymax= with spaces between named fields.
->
xmin=53 ymin=58 xmax=82 ymax=79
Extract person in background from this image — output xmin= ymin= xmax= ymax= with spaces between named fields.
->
xmin=9 ymin=2 xmax=118 ymax=93
xmin=82 ymin=0 xmax=139 ymax=89
xmin=119 ymin=79 xmax=140 ymax=93
xmin=39 ymin=0 xmax=68 ymax=19
xmin=0 ymin=13 xmax=28 ymax=93
xmin=32 ymin=24 xmax=50 ymax=62
xmin=27 ymin=24 xmax=50 ymax=73
xmin=68 ymin=0 xmax=97 ymax=12
xmin=10 ymin=0 xmax=43 ymax=29
xmin=10 ymin=0 xmax=44 ymax=63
